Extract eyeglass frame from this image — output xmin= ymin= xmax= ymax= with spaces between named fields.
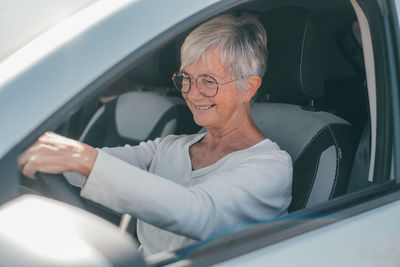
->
xmin=171 ymin=71 xmax=244 ymax=97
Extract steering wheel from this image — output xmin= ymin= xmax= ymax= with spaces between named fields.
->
xmin=28 ymin=172 xmax=124 ymax=226
xmin=35 ymin=172 xmax=86 ymax=209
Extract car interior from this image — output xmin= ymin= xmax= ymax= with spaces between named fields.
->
xmin=19 ymin=0 xmax=375 ymax=260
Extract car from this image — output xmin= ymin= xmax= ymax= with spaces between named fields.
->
xmin=0 ymin=0 xmax=399 ymax=266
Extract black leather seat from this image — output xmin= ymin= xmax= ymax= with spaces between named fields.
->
xmin=252 ymin=7 xmax=357 ymax=211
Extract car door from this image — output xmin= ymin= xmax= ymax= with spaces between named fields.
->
xmin=1 ymin=0 xmax=400 ymax=266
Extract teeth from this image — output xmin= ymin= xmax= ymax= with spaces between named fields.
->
xmin=195 ymin=104 xmax=214 ymax=110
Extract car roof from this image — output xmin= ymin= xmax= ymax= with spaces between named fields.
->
xmin=0 ymin=0 xmax=98 ymax=62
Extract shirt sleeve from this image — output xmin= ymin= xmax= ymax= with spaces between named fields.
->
xmin=80 ymin=148 xmax=292 ymax=241
xmin=64 ymin=138 xmax=161 ymax=187
xmin=97 ymin=138 xmax=161 ymax=170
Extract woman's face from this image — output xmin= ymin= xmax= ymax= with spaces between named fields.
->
xmin=182 ymin=51 xmax=250 ymax=133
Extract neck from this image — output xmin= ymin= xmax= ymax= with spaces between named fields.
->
xmin=203 ymin=107 xmax=265 ymax=150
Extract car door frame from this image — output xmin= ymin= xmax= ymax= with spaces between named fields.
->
xmin=0 ymin=0 xmax=399 ymax=265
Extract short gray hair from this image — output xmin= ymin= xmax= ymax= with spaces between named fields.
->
xmin=180 ymin=13 xmax=267 ymax=91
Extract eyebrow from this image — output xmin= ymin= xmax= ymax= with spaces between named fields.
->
xmin=181 ymin=69 xmax=221 ymax=79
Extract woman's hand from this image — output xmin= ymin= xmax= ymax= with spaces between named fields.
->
xmin=18 ymin=132 xmax=98 ymax=179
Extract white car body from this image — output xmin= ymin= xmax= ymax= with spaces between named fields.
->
xmin=0 ymin=0 xmax=399 ymax=266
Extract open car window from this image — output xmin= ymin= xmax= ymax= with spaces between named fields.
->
xmin=1 ymin=0 xmax=400 ymax=265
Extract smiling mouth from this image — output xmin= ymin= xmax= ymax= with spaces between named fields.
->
xmin=194 ymin=104 xmax=216 ymax=110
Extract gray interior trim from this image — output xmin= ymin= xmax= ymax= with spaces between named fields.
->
xmin=327 ymin=124 xmax=340 ymax=197
xmin=306 ymin=145 xmax=337 ymax=208
xmin=350 ymin=0 xmax=376 ymax=182
xmin=79 ymin=105 xmax=105 ymax=141
xmin=160 ymin=119 xmax=178 ymax=137
xmin=115 ymin=91 xmax=185 ymax=140
xmin=251 ymin=103 xmax=349 ymax=161
xmin=299 ymin=11 xmax=311 ymax=94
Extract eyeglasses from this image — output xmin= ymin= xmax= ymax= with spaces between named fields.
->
xmin=171 ymin=72 xmax=242 ymax=97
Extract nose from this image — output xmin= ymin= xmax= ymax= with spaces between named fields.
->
xmin=186 ymin=80 xmax=204 ymax=100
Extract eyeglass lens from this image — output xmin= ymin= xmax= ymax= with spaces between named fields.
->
xmin=173 ymin=73 xmax=218 ymax=97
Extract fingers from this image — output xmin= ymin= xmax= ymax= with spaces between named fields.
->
xmin=20 ymin=152 xmax=45 ymax=179
xmin=18 ymin=132 xmax=93 ymax=178
xmin=38 ymin=132 xmax=66 ymax=149
xmin=18 ymin=143 xmax=56 ymax=168
xmin=38 ymin=131 xmax=62 ymax=143
xmin=21 ymin=155 xmax=39 ymax=179
xmin=20 ymin=154 xmax=66 ymax=179
xmin=38 ymin=132 xmax=85 ymax=152
xmin=18 ymin=144 xmax=37 ymax=170
xmin=18 ymin=138 xmax=63 ymax=179
xmin=39 ymin=131 xmax=72 ymax=144
xmin=18 ymin=147 xmax=42 ymax=179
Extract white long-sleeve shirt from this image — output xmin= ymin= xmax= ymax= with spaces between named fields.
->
xmin=67 ymin=133 xmax=292 ymax=255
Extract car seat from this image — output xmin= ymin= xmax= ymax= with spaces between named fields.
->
xmin=79 ymin=90 xmax=197 ymax=147
xmin=253 ymin=7 xmax=357 ymax=211
xmin=79 ymin=42 xmax=199 ymax=148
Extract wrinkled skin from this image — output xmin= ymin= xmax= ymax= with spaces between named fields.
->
xmin=182 ymin=50 xmax=265 ymax=170
xmin=18 ymin=132 xmax=98 ymax=179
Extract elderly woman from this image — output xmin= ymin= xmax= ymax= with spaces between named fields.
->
xmin=18 ymin=13 xmax=292 ymax=255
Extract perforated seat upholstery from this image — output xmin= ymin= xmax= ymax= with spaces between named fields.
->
xmin=254 ymin=7 xmax=357 ymax=211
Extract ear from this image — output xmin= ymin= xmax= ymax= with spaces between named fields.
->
xmin=242 ymin=75 xmax=262 ymax=102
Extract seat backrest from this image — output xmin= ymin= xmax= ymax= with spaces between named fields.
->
xmin=80 ymin=91 xmax=198 ymax=147
xmin=251 ymin=104 xmax=356 ymax=211
xmin=254 ymin=7 xmax=357 ymax=211
xmin=80 ymin=41 xmax=199 ymax=147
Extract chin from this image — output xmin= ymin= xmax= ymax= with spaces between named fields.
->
xmin=193 ymin=117 xmax=212 ymax=129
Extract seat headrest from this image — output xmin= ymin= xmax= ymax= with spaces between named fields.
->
xmin=258 ymin=7 xmax=326 ymax=106
xmin=126 ymin=42 xmax=178 ymax=86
